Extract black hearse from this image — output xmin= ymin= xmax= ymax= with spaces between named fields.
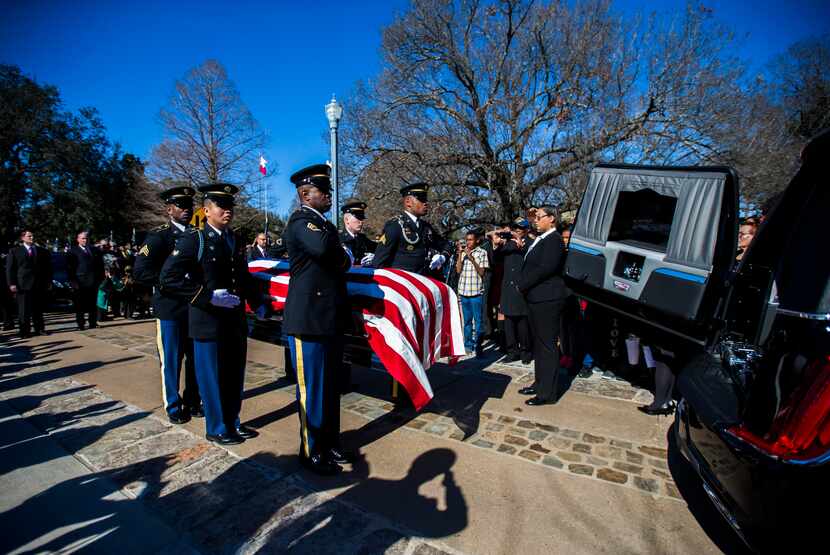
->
xmin=564 ymin=131 xmax=828 ymax=552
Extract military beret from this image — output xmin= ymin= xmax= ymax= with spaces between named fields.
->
xmin=400 ymin=182 xmax=429 ymax=199
xmin=341 ymin=198 xmax=368 ymax=219
xmin=160 ymin=186 xmax=196 ymax=203
xmin=290 ymin=164 xmax=331 ymax=193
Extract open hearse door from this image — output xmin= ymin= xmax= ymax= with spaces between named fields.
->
xmin=564 ymin=164 xmax=739 ymax=347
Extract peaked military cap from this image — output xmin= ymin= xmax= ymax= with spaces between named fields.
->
xmin=510 ymin=217 xmax=530 ymax=230
xmin=199 ymin=183 xmax=239 ymax=206
xmin=290 ymin=164 xmax=331 ymax=193
xmin=160 ymin=186 xmax=196 ymax=203
xmin=341 ymin=198 xmax=368 ymax=220
xmin=400 ymin=182 xmax=429 ymax=198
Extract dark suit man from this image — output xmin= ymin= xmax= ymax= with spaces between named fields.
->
xmin=133 ymin=186 xmax=202 ymax=424
xmin=517 ymin=206 xmax=568 ymax=405
xmin=339 ymin=198 xmax=377 ymax=264
xmin=6 ymin=231 xmax=53 ymax=338
xmin=283 ymin=163 xmax=352 ymax=475
xmin=500 ymin=218 xmax=533 ymax=363
xmin=67 ymin=231 xmax=104 ymax=330
xmin=160 ymin=183 xmax=263 ymax=446
xmin=248 ymin=233 xmax=271 ymax=261
xmin=370 ymin=183 xmax=452 ymax=277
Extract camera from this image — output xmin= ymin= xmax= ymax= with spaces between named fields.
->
xmin=497 ymin=231 xmax=513 ymax=239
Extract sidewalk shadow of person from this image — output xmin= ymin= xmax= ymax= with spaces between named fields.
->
xmin=255 ymin=448 xmax=468 ymax=553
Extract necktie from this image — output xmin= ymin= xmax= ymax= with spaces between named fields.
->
xmin=27 ymin=247 xmax=33 ymax=257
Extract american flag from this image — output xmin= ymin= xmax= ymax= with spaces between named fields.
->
xmin=248 ymin=260 xmax=466 ymax=410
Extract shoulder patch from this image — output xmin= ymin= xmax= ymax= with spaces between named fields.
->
xmin=379 ymin=234 xmax=386 ymax=245
xmin=307 ymin=222 xmax=321 ymax=232
xmin=172 ymin=249 xmax=180 ymax=256
xmin=138 ymin=244 xmax=150 ymax=257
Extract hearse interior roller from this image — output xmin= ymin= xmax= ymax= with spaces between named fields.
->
xmin=565 ymin=164 xmax=738 ymax=344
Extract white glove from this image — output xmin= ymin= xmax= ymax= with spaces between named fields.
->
xmin=429 ymin=254 xmax=446 ymax=270
xmin=342 ymin=246 xmax=355 ymax=267
xmin=360 ymin=253 xmax=374 ymax=266
xmin=210 ymin=288 xmax=240 ymax=308
xmin=255 ymin=305 xmax=268 ymax=321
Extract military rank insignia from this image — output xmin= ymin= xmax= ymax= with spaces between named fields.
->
xmin=379 ymin=234 xmax=386 ymax=245
xmin=307 ymin=223 xmax=321 ymax=232
xmin=138 ymin=245 xmax=150 ymax=256
xmin=406 ymin=245 xmax=415 ymax=251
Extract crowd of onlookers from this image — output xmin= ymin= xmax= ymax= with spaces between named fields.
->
xmin=1 ymin=230 xmax=152 ymax=337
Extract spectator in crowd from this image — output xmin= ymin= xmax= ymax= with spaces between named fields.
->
xmin=499 ymin=218 xmax=532 ymax=364
xmin=67 ymin=230 xmax=105 ymax=330
xmin=560 ymin=223 xmax=572 ymax=246
xmin=96 ymin=268 xmax=125 ymax=322
xmin=248 ymin=232 xmax=270 ymax=261
xmin=484 ymin=224 xmax=508 ymax=346
xmin=455 ymin=230 xmax=490 ymax=357
xmin=736 ymin=218 xmax=758 ymax=262
xmin=517 ymin=206 xmax=568 ymax=406
xmin=6 ymin=230 xmax=53 ymax=338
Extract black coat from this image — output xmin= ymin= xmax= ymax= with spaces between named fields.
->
xmin=340 ymin=230 xmax=376 ymax=262
xmin=370 ymin=213 xmax=452 ymax=275
xmin=499 ymin=240 xmax=528 ymax=316
xmin=518 ymin=231 xmax=568 ymax=303
xmin=159 ymin=226 xmax=262 ymax=340
xmin=133 ymin=223 xmax=190 ymax=320
xmin=67 ymin=245 xmax=104 ymax=289
xmin=247 ymin=244 xmax=271 ymax=261
xmin=6 ymin=245 xmax=53 ymax=291
xmin=282 ymin=206 xmax=351 ymax=337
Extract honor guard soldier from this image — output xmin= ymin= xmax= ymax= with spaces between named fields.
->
xmin=340 ymin=198 xmax=376 ymax=265
xmin=159 ymin=183 xmax=264 ymax=445
xmin=283 ymin=163 xmax=353 ymax=475
xmin=370 ymin=183 xmax=453 ymax=277
xmin=133 ymin=186 xmax=202 ymax=424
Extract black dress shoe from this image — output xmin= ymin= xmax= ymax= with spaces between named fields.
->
xmin=187 ymin=405 xmax=204 ymax=418
xmin=206 ymin=433 xmax=245 ymax=445
xmin=300 ymin=453 xmax=341 ymax=475
xmin=501 ymin=354 xmax=520 ymax=363
xmin=525 ymin=396 xmax=554 ymax=406
xmin=168 ymin=410 xmax=191 ymax=425
xmin=328 ymin=447 xmax=353 ymax=465
xmin=637 ymin=405 xmax=674 ymax=416
xmin=521 ymin=355 xmax=533 ymax=365
xmin=235 ymin=425 xmax=259 ymax=439
xmin=518 ymin=386 xmax=537 ymax=396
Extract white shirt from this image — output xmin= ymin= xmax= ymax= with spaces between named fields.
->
xmin=525 ymin=228 xmax=557 ymax=258
xmin=404 ymin=211 xmax=419 ymax=227
xmin=257 ymin=245 xmax=266 ymax=257
xmin=170 ymin=219 xmax=186 ymax=232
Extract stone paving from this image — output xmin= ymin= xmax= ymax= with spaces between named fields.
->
xmin=76 ymin=326 xmax=673 ymax=499
xmin=0 ymin=364 xmax=462 ymax=554
xmin=340 ymin=396 xmax=680 ymax=501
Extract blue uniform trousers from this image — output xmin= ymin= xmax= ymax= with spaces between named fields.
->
xmin=193 ymin=333 xmax=247 ymax=436
xmin=287 ymin=335 xmax=342 ymax=457
xmin=156 ymin=319 xmax=200 ymax=416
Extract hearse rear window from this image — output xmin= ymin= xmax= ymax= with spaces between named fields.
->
xmin=608 ymin=189 xmax=677 ymax=251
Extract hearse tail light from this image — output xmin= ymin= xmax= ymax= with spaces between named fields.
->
xmin=728 ymin=356 xmax=830 ymax=461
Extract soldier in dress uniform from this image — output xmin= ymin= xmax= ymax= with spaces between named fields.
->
xmin=283 ymin=163 xmax=353 ymax=475
xmin=133 ymin=186 xmax=203 ymax=424
xmin=369 ymin=183 xmax=453 ymax=277
xmin=159 ymin=183 xmax=265 ymax=445
xmin=339 ymin=198 xmax=376 ymax=265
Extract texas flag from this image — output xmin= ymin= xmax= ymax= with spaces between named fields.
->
xmin=259 ymin=156 xmax=268 ymax=176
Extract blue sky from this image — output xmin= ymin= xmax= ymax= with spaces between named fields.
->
xmin=2 ymin=0 xmax=828 ymax=215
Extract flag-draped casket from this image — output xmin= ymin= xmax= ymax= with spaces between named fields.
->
xmin=247 ymin=260 xmax=465 ymax=410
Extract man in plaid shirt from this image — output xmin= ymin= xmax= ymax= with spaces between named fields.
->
xmin=455 ymin=231 xmax=490 ymax=356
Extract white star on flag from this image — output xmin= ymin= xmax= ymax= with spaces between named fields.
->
xmin=259 ymin=156 xmax=268 ymax=176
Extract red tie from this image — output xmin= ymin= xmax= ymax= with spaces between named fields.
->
xmin=27 ymin=248 xmax=33 ymax=257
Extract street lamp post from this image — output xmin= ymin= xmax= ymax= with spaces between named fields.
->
xmin=325 ymin=94 xmax=343 ymax=228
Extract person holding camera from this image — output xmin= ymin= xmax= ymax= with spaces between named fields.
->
xmin=498 ymin=218 xmax=533 ymax=363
